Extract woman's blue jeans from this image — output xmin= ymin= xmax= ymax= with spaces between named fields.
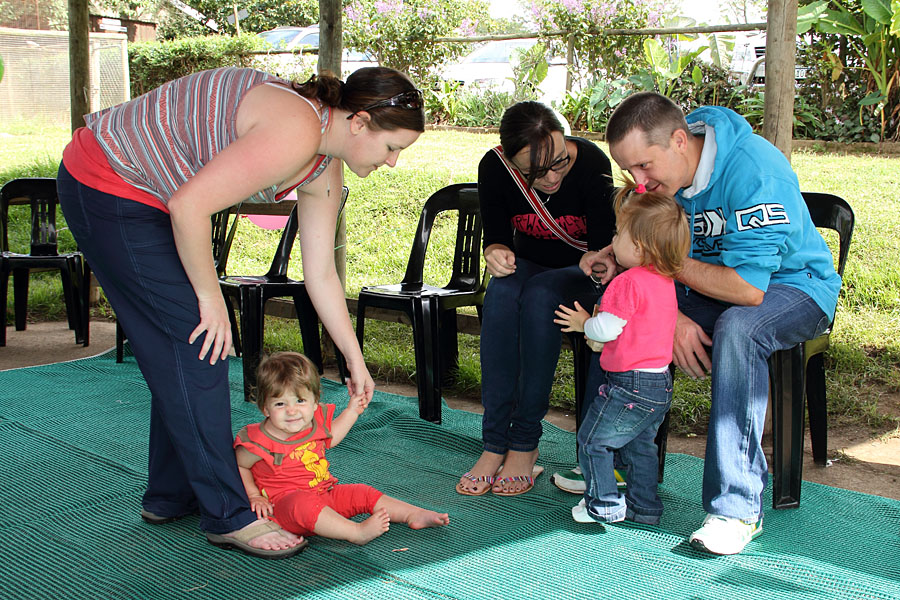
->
xmin=57 ymin=163 xmax=256 ymax=535
xmin=480 ymin=258 xmax=601 ymax=454
xmin=578 ymin=370 xmax=673 ymax=524
xmin=676 ymin=283 xmax=830 ymax=522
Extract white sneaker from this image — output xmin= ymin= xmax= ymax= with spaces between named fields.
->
xmin=551 ymin=466 xmax=626 ymax=494
xmin=552 ymin=467 xmax=586 ymax=494
xmin=689 ymin=514 xmax=763 ymax=555
xmin=571 ymin=499 xmax=624 ymax=524
xmin=571 ymin=499 xmax=599 ymax=523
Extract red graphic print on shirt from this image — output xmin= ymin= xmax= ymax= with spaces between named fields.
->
xmin=511 ymin=214 xmax=587 ymax=240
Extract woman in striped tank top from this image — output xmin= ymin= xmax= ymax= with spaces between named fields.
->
xmin=56 ymin=66 xmax=424 ymax=559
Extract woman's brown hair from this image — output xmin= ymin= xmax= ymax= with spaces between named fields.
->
xmin=292 ymin=67 xmax=425 ymax=132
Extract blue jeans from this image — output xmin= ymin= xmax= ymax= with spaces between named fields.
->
xmin=57 ymin=163 xmax=256 ymax=535
xmin=578 ymin=370 xmax=672 ymax=524
xmin=480 ymin=258 xmax=601 ymax=454
xmin=676 ymin=283 xmax=830 ymax=522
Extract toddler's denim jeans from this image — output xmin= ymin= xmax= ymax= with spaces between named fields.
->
xmin=578 ymin=369 xmax=673 ymax=524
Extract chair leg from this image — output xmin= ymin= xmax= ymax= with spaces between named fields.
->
xmin=239 ymin=287 xmax=265 ymax=402
xmin=411 ymin=298 xmax=441 ymax=423
xmin=293 ymin=291 xmax=323 ymax=373
xmin=13 ymin=267 xmax=28 ymax=331
xmin=0 ymin=267 xmax=8 ymax=346
xmin=79 ymin=258 xmax=91 ymax=347
xmin=59 ymin=262 xmax=79 ymax=336
xmin=770 ymin=346 xmax=806 ymax=509
xmin=570 ymin=333 xmax=592 ymax=434
xmin=438 ymin=308 xmax=459 ymax=386
xmin=655 ymin=411 xmax=670 ymax=483
xmin=224 ymin=295 xmax=242 ymax=357
xmin=116 ymin=321 xmax=126 ymax=363
xmin=806 ymin=352 xmax=829 ymax=465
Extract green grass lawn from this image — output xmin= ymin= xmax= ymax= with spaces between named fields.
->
xmin=3 ymin=121 xmax=899 ymax=436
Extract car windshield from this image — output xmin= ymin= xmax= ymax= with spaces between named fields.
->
xmin=465 ymin=40 xmax=534 ymax=63
xmin=258 ymin=30 xmax=300 ymax=49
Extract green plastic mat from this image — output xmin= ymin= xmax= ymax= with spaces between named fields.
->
xmin=1 ymin=349 xmax=899 ymax=600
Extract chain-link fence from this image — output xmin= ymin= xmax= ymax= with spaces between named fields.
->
xmin=0 ymin=27 xmax=129 ymax=128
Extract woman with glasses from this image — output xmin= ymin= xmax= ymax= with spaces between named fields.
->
xmin=57 ymin=66 xmax=424 ymax=559
xmin=456 ymin=101 xmax=616 ymax=497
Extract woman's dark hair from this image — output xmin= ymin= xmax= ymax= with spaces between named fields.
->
xmin=292 ymin=67 xmax=424 ymax=132
xmin=498 ymin=101 xmax=564 ymax=186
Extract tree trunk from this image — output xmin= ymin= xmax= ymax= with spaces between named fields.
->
xmin=68 ymin=0 xmax=90 ymax=132
xmin=762 ymin=0 xmax=798 ymax=162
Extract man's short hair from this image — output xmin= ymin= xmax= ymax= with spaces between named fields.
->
xmin=606 ymin=92 xmax=690 ymax=148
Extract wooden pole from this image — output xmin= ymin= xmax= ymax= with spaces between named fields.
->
xmin=318 ymin=0 xmax=342 ymax=77
xmin=762 ymin=0 xmax=798 ymax=161
xmin=67 ymin=0 xmax=90 ymax=131
xmin=318 ymin=0 xmax=345 ymax=287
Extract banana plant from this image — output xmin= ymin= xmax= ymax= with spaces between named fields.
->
xmin=641 ymin=37 xmax=709 ymax=97
xmin=799 ymin=0 xmax=900 ymax=141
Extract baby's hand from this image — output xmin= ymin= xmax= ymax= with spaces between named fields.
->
xmin=585 ymin=337 xmax=605 ymax=353
xmin=348 ymin=393 xmax=368 ymax=415
xmin=249 ymin=495 xmax=273 ymax=519
xmin=553 ymin=301 xmax=591 ymax=333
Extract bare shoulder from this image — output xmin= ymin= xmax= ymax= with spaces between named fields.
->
xmin=237 ymin=84 xmax=322 ymax=140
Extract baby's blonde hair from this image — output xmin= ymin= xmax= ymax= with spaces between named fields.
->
xmin=253 ymin=351 xmax=321 ymax=412
xmin=613 ymin=181 xmax=690 ymax=278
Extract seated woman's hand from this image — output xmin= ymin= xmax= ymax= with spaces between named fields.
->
xmin=579 ymin=245 xmax=618 ymax=284
xmin=484 ymin=243 xmax=517 ymax=278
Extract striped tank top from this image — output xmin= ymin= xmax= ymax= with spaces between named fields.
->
xmin=84 ymin=67 xmax=332 ymax=207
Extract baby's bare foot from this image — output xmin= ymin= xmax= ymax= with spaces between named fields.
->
xmin=227 ymin=519 xmax=303 ymax=550
xmin=351 ymin=508 xmax=390 ymax=545
xmin=407 ymin=508 xmax=450 ymax=530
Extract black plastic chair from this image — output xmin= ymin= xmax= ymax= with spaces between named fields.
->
xmin=356 ymin=183 xmax=487 ymax=423
xmin=769 ymin=192 xmax=854 ymax=508
xmin=115 ymin=207 xmax=237 ymax=362
xmin=1 ymin=178 xmax=89 ymax=347
xmin=222 ymin=187 xmax=349 ymax=401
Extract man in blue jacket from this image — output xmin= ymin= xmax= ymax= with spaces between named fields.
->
xmin=601 ymin=92 xmax=841 ymax=555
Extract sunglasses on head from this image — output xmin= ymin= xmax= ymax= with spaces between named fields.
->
xmin=347 ymin=89 xmax=424 ymax=120
xmin=519 ymin=154 xmax=571 ymax=180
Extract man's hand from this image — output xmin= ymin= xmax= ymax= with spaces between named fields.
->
xmin=579 ymin=245 xmax=618 ymax=285
xmin=672 ymin=311 xmax=713 ymax=379
xmin=484 ymin=244 xmax=516 ymax=278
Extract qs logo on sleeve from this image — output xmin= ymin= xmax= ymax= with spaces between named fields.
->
xmin=735 ymin=203 xmax=790 ymax=231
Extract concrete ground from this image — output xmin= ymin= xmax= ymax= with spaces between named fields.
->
xmin=3 ymin=318 xmax=898 ymax=501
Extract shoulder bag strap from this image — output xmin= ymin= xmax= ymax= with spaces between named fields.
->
xmin=491 ymin=145 xmax=587 ymax=252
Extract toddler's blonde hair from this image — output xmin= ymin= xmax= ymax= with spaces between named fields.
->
xmin=253 ymin=351 xmax=321 ymax=412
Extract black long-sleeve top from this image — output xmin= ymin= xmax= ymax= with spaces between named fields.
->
xmin=477 ymin=136 xmax=616 ymax=269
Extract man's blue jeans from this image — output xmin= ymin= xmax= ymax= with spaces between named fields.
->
xmin=676 ymin=283 xmax=830 ymax=522
xmin=577 ymin=370 xmax=672 ymax=524
xmin=480 ymin=258 xmax=601 ymax=454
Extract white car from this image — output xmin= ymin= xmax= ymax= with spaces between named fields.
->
xmin=256 ymin=25 xmax=377 ymax=77
xmin=732 ymin=33 xmax=808 ymax=85
xmin=257 ymin=25 xmax=320 ymax=51
xmin=442 ymin=39 xmax=568 ymax=105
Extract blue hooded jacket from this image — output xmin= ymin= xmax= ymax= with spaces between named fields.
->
xmin=676 ymin=106 xmax=841 ymax=319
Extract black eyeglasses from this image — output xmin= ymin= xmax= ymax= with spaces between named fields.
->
xmin=519 ymin=154 xmax=571 ymax=180
xmin=346 ymin=89 xmax=424 ymax=119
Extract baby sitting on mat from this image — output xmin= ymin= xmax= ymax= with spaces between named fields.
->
xmin=234 ymin=351 xmax=449 ymax=545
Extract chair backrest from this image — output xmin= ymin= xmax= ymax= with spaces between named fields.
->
xmin=0 ymin=177 xmax=60 ymax=256
xmin=401 ymin=183 xmax=483 ymax=291
xmin=211 ymin=209 xmax=236 ymax=277
xmin=265 ymin=185 xmax=350 ymax=281
xmin=802 ymin=192 xmax=854 ymax=277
